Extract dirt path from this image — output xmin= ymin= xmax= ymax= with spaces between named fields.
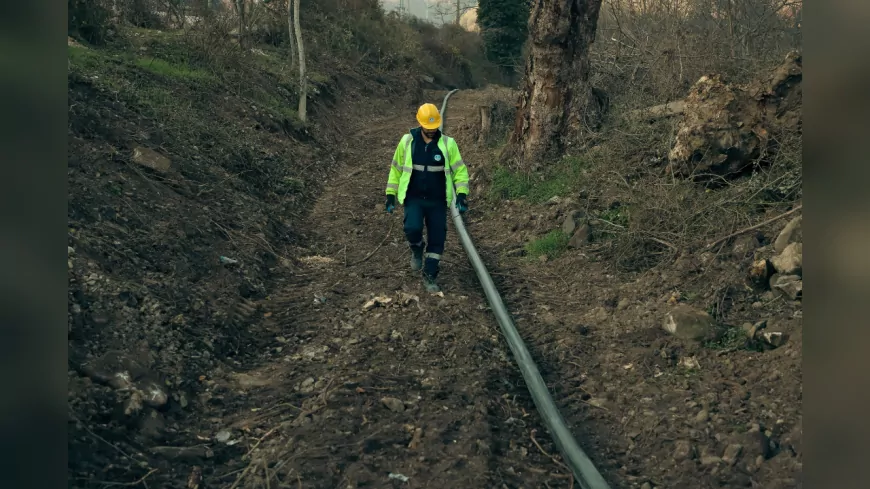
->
xmin=210 ymin=101 xmax=588 ymax=488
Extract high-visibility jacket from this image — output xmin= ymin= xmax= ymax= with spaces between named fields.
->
xmin=385 ymin=131 xmax=469 ymax=207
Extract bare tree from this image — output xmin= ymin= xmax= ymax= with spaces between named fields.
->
xmin=430 ymin=0 xmax=477 ymax=25
xmin=292 ymin=0 xmax=307 ymax=122
xmin=235 ymin=0 xmax=246 ymax=47
xmin=501 ymin=0 xmax=605 ymax=169
xmin=286 ymin=0 xmax=297 ymax=71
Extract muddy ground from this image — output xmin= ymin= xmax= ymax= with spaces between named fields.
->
xmin=69 ymin=82 xmax=801 ymax=488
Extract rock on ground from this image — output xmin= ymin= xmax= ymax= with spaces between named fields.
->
xmin=774 ymin=215 xmax=802 ymax=253
xmin=771 ymin=273 xmax=803 ymax=300
xmin=771 ymin=242 xmax=802 ymax=276
xmin=662 ymin=304 xmax=722 ymax=342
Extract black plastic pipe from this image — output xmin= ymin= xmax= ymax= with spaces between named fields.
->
xmin=439 ymin=90 xmax=612 ymax=489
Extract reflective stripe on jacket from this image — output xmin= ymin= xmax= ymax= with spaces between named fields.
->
xmin=385 ymin=132 xmax=469 ymax=207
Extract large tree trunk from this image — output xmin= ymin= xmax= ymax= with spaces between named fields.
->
xmin=293 ymin=0 xmax=307 ymax=122
xmin=502 ymin=0 xmax=605 ymax=170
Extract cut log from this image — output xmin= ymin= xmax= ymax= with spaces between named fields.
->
xmin=478 ymin=105 xmax=492 ymax=144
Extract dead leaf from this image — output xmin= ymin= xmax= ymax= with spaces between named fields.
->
xmin=680 ymin=356 xmax=701 ymax=369
xmin=363 ymin=296 xmax=393 ymax=311
xmin=408 ymin=427 xmax=423 ymax=450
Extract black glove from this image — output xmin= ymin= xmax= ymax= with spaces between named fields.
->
xmin=385 ymin=194 xmax=396 ymax=213
xmin=456 ymin=194 xmax=468 ymax=213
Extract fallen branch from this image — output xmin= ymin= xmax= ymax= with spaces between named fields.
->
xmin=69 ymin=411 xmax=136 ymax=463
xmin=96 ymin=469 xmax=158 ymax=488
xmin=705 ymin=205 xmax=802 ymax=250
xmin=244 ymin=426 xmax=280 ymax=460
xmin=347 ymin=220 xmax=394 ymax=267
xmin=529 ymin=429 xmax=574 ymax=489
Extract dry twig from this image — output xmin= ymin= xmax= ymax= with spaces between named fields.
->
xmin=97 ymin=469 xmax=158 ymax=488
xmin=69 ymin=411 xmax=136 ymax=462
xmin=705 ymin=204 xmax=802 ymax=249
xmin=529 ymin=429 xmax=574 ymax=489
xmin=347 ymin=219 xmax=394 ymax=267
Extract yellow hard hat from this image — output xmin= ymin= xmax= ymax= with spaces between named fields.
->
xmin=416 ymin=103 xmax=442 ymax=130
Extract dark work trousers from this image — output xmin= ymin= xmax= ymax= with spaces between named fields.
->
xmin=403 ymin=197 xmax=447 ymax=279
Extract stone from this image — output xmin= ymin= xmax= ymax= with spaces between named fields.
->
xmin=723 ymin=444 xmax=744 ymax=465
xmin=771 ymin=242 xmax=802 ymax=276
xmin=662 ymin=305 xmax=721 ymax=342
xmin=749 ymin=259 xmax=774 ymax=287
xmin=591 ymin=307 xmax=609 ymax=323
xmin=568 ymin=224 xmax=591 ymax=248
xmin=742 ymin=320 xmax=766 ymax=340
xmin=771 ymin=274 xmax=802 ymax=300
xmin=673 ymin=440 xmax=695 ymax=461
xmin=617 ymin=298 xmax=630 ymax=310
xmin=562 ymin=210 xmax=587 ymax=235
xmin=701 ymin=454 xmax=723 ymax=466
xmin=774 ymin=216 xmax=802 ymax=253
xmin=732 ymin=234 xmax=758 ymax=257
xmin=760 ymin=331 xmax=789 ymax=348
xmin=694 ymin=410 xmax=710 ymax=423
xmin=408 ymin=427 xmax=424 ymax=450
xmin=381 ymin=397 xmax=405 ymax=413
xmin=139 ymin=380 xmax=168 ymax=408
xmin=641 ymin=483 xmax=653 ymax=489
xmin=674 ymin=254 xmax=701 ymax=273
xmin=300 ymin=377 xmax=315 ymax=393
xmin=734 ymin=430 xmax=773 ymax=460
xmin=132 ymin=146 xmax=171 ymax=173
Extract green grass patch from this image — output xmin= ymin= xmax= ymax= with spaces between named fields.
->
xmin=490 ymin=155 xmax=588 ymax=204
xmin=134 ymin=56 xmax=216 ymax=83
xmin=68 ymin=45 xmax=105 ymax=69
xmin=68 ymin=45 xmax=131 ymax=91
xmin=525 ymin=230 xmax=570 ymax=260
xmin=136 ymin=86 xmax=177 ymax=110
xmin=703 ymin=326 xmax=761 ymax=352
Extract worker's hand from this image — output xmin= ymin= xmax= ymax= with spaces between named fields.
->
xmin=456 ymin=194 xmax=468 ymax=214
xmin=385 ymin=195 xmax=396 ymax=214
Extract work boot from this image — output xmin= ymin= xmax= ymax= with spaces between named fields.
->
xmin=409 ymin=245 xmax=424 ymax=271
xmin=423 ymin=274 xmax=441 ymax=293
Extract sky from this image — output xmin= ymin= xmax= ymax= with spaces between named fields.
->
xmin=381 ymin=0 xmax=478 ymax=26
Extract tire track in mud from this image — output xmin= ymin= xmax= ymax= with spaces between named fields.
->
xmin=216 ymin=101 xmax=578 ymax=488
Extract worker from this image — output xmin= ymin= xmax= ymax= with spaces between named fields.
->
xmin=384 ymin=103 xmax=469 ymax=293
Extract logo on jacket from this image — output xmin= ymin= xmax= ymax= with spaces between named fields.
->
xmin=429 ymin=117 xmax=435 ymax=122
xmin=434 ymin=155 xmax=442 ymax=161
